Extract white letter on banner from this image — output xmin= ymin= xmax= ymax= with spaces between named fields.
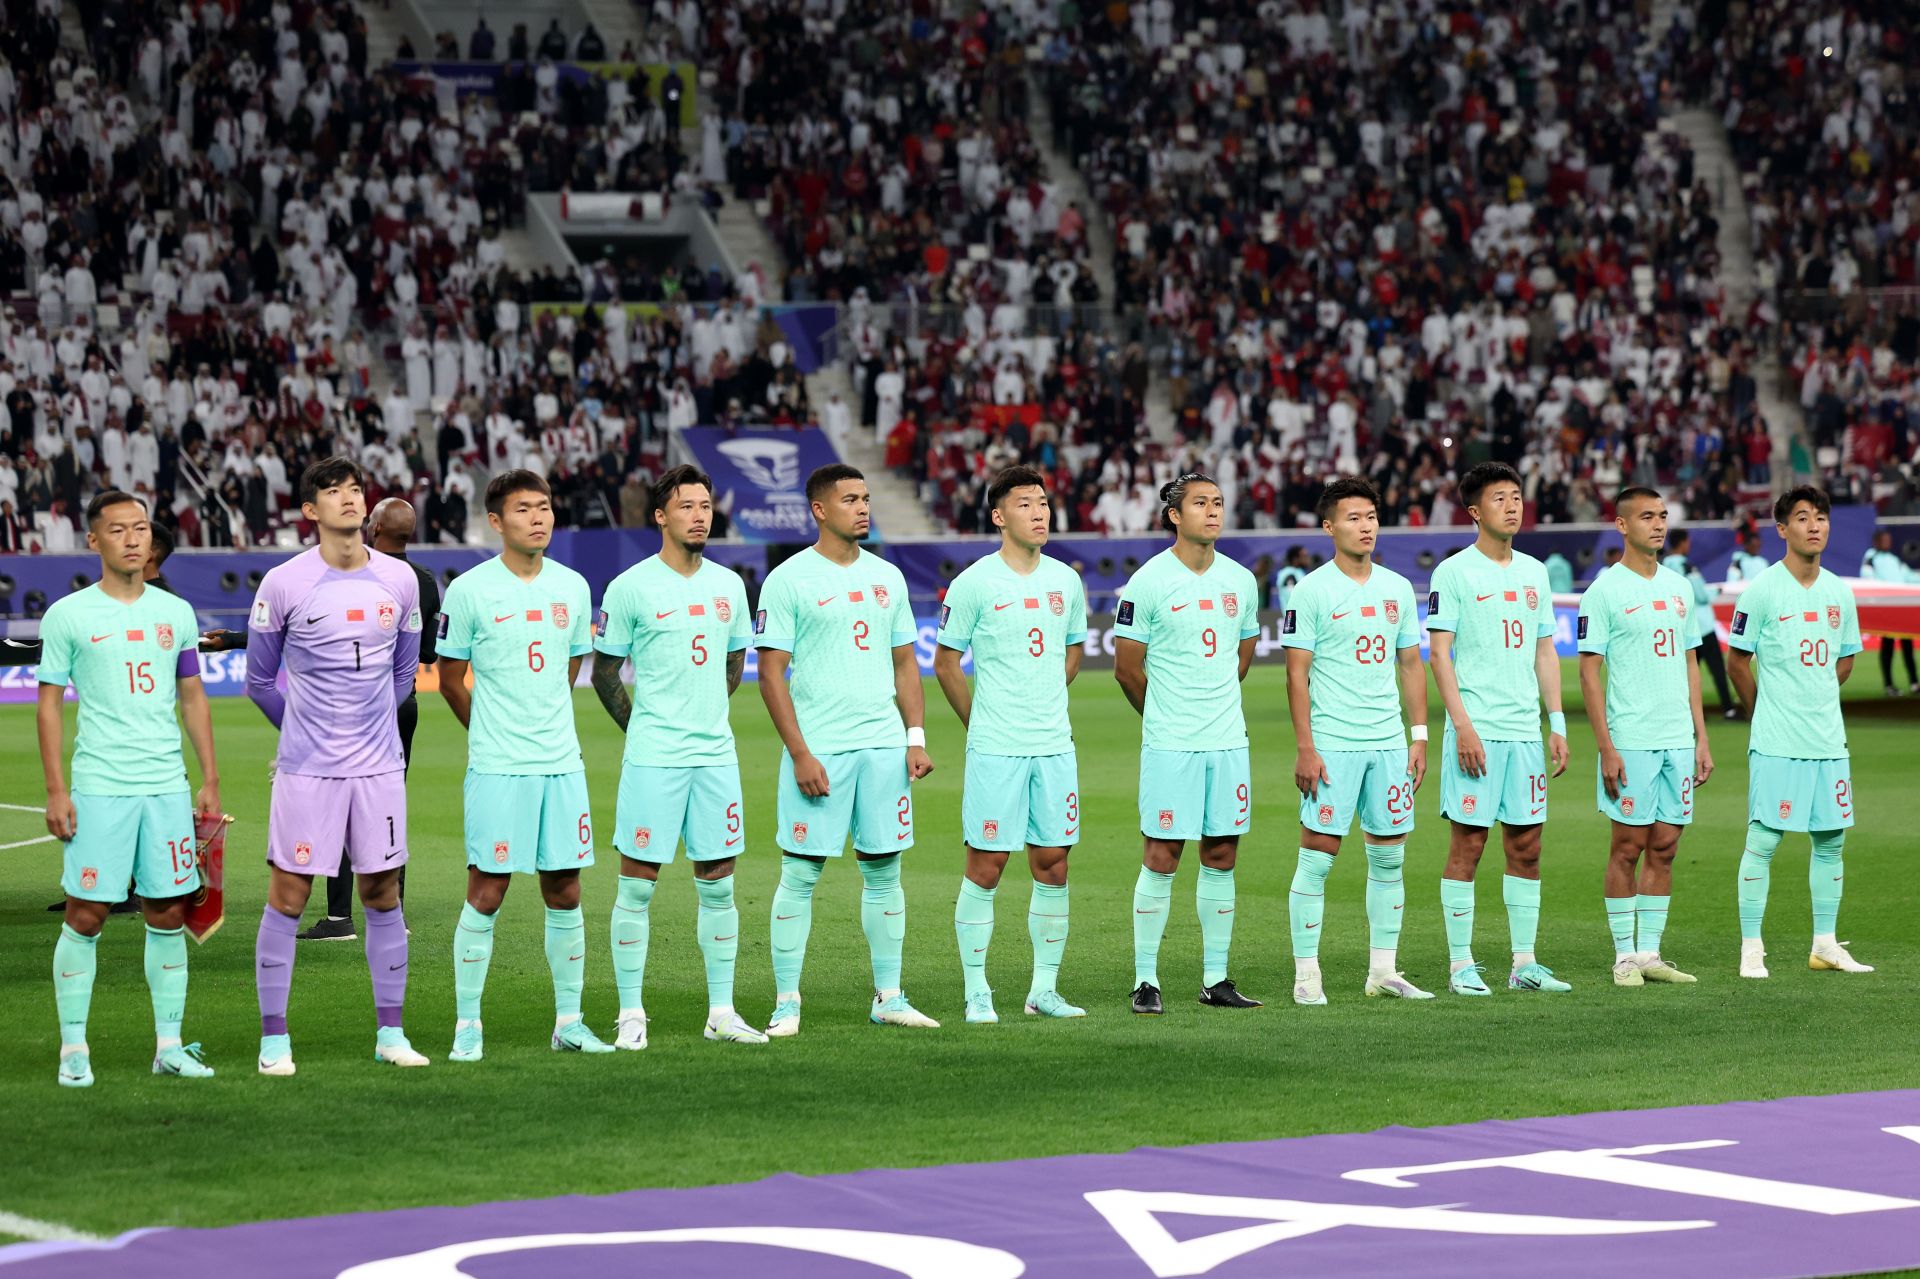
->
xmin=1344 ymin=1140 xmax=1920 ymax=1214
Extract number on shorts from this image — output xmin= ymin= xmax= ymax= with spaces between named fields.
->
xmin=1201 ymin=626 xmax=1218 ymax=658
xmin=726 ymin=801 xmax=741 ymax=835
xmin=853 ymin=619 xmax=870 ymax=651
xmin=577 ymin=813 xmax=591 ymax=845
xmin=125 ymin=661 xmax=155 ymax=694
xmin=1386 ymin=783 xmax=1412 ymax=817
xmin=691 ymin=633 xmax=708 ymax=665
xmin=1530 ymin=773 xmax=1548 ymax=807
xmin=1029 ymin=627 xmax=1044 ymax=657
xmin=166 ymin=837 xmax=192 ymax=873
xmin=1835 ymin=777 xmax=1851 ymax=814
xmin=387 ymin=815 xmax=395 ymax=846
xmin=1354 ymin=634 xmax=1387 ymax=663
xmin=1066 ymin=791 xmax=1078 ymax=823
xmin=897 ymin=794 xmax=911 ymax=828
xmin=1799 ymin=638 xmax=1829 ymax=667
xmin=528 ymin=640 xmax=544 ymax=672
xmin=1680 ymin=775 xmax=1693 ymax=814
xmin=1236 ymin=783 xmax=1249 ymax=820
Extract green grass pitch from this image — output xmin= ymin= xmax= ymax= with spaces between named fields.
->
xmin=1 ymin=662 xmax=1914 ymax=1239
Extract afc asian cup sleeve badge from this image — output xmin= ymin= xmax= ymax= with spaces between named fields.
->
xmin=982 ymin=819 xmax=1000 ymax=842
xmin=552 ymin=603 xmax=570 ymax=630
xmin=1779 ymin=800 xmax=1793 ymax=822
xmin=715 ymin=596 xmax=732 ymax=624
xmin=1525 ymin=586 xmax=1539 ymax=611
xmin=791 ymin=822 xmax=808 ymax=846
xmin=1673 ymin=596 xmax=1688 ymax=620
xmin=1827 ymin=605 xmax=1842 ymax=630
xmin=1461 ymin=795 xmax=1477 ymax=816
xmin=873 ymin=584 xmax=890 ymax=609
xmin=1621 ymin=797 xmax=1635 ymax=817
xmin=1317 ymin=803 xmax=1334 ymax=826
xmin=294 ymin=841 xmax=313 ymax=866
xmin=1047 ymin=590 xmax=1065 ymax=616
xmin=634 ymin=827 xmax=651 ymax=850
xmin=1157 ymin=809 xmax=1174 ymax=832
xmin=251 ymin=597 xmax=272 ymax=629
xmin=493 ymin=840 xmax=510 ymax=864
xmin=80 ymin=866 xmax=99 ymax=891
xmin=157 ymin=622 xmax=175 ymax=650
xmin=1383 ymin=599 xmax=1398 ymax=625
xmin=377 ymin=601 xmax=397 ymax=630
xmin=1223 ymin=592 xmax=1239 ymax=618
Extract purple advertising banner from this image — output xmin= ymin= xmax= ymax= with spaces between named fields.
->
xmin=6 ymin=1089 xmax=1919 ymax=1277
xmin=676 ymin=426 xmax=864 ymax=543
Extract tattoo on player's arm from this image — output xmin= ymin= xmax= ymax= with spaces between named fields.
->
xmin=725 ymin=648 xmax=745 ymax=696
xmin=592 ymin=651 xmax=631 ymax=732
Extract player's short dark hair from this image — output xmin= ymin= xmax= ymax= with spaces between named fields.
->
xmin=1458 ymin=461 xmax=1522 ymax=512
xmin=149 ymin=521 xmax=175 ymax=564
xmin=1774 ymin=484 xmax=1831 ymax=524
xmin=84 ymin=489 xmax=147 ymax=528
xmin=987 ymin=464 xmax=1048 ymax=509
xmin=1315 ymin=475 xmax=1381 ymax=525
xmin=650 ymin=464 xmax=713 ymax=524
xmin=484 ymin=468 xmax=552 ymax=516
xmin=299 ymin=456 xmax=366 ymax=507
xmin=805 ymin=463 xmax=864 ymax=505
xmin=1159 ymin=471 xmax=1218 ymax=532
xmin=1615 ymin=485 xmax=1661 ymax=510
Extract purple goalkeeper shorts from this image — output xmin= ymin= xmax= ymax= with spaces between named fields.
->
xmin=268 ymin=771 xmax=409 ymax=877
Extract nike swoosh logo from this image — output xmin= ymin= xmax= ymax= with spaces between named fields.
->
xmin=462 ymin=956 xmax=484 ymax=962
xmin=1234 ymin=818 xmax=1248 ymax=827
xmin=1044 ymin=937 xmax=1065 ymax=944
xmin=577 ymin=851 xmax=589 ymax=860
xmin=1776 ymin=614 xmax=1794 ymax=621
xmin=655 ymin=610 xmax=676 ymax=619
xmin=816 ymin=597 xmax=836 ymax=607
xmin=776 ymin=914 xmax=798 ymax=921
xmin=1742 ymin=877 xmax=1761 ymax=882
xmin=1216 ymin=908 xmax=1233 ymax=915
xmin=714 ymin=935 xmax=736 ymax=942
xmin=993 ymin=602 xmax=1014 ymax=611
xmin=306 ymin=616 xmax=327 ymax=625
xmin=388 ymin=962 xmax=406 ymax=971
xmin=163 ymin=961 xmax=186 ymax=969
xmin=1450 ymin=911 xmax=1468 ymax=917
xmin=1529 ymin=807 xmax=1544 ymax=816
xmin=567 ymin=952 xmax=584 ymax=962
xmin=883 ymin=909 xmax=903 ymax=917
xmin=1134 ymin=908 xmax=1160 ymax=914
xmin=1169 ymin=603 xmax=1189 ymax=612
xmin=493 ymin=614 xmax=514 ymax=623
xmin=384 ymin=850 xmax=402 ymax=862
xmin=896 ymin=832 xmax=910 ymax=841
xmin=972 ymin=947 xmax=987 ymax=953
xmin=617 ymin=939 xmax=644 ymax=947
xmin=725 ymin=836 xmax=742 ymax=847
xmin=61 ymin=970 xmax=86 ymax=978
xmin=1331 ymin=610 xmax=1350 ymax=619
xmin=1625 ymin=605 xmax=1643 ymax=614
xmin=1392 ymin=904 xmax=1403 ymax=911
xmin=1391 ymin=816 xmax=1408 ymax=826
xmin=1063 ymin=827 xmax=1077 ymax=836
xmin=1305 ymin=922 xmax=1318 ymax=929
xmin=89 ymin=634 xmax=110 ymax=643
xmin=174 ymin=873 xmax=196 ymax=884
xmin=1475 ymin=594 xmax=1495 ymax=602
xmin=261 ymin=960 xmax=286 ymax=969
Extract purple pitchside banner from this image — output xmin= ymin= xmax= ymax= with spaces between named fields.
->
xmin=675 ymin=426 xmax=862 ymax=543
xmin=8 ymin=1090 xmax=1920 ymax=1277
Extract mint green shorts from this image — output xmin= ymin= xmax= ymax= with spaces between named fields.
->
xmin=1747 ymin=751 xmax=1853 ymax=832
xmin=1595 ymin=748 xmax=1695 ymax=827
xmin=615 ymin=762 xmax=744 ymax=862
xmin=1441 ymin=731 xmax=1547 ymax=827
xmin=464 ymin=770 xmax=595 ymax=874
xmin=1139 ymin=746 xmax=1251 ymax=840
xmin=63 ymin=791 xmax=197 ymax=902
xmin=962 ymin=750 xmax=1079 ymax=851
xmin=1299 ymin=747 xmax=1414 ymax=838
xmin=775 ymin=747 xmax=912 ymax=857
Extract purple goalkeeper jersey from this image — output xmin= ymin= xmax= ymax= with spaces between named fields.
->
xmin=247 ymin=546 xmax=423 ymax=777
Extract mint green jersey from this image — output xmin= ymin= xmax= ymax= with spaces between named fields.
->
xmin=594 ymin=555 xmax=753 ymax=767
xmin=1425 ymin=546 xmax=1554 ymax=740
xmin=754 ymin=547 xmax=915 ymax=754
xmin=1576 ymin=563 xmax=1703 ymax=751
xmin=1113 ymin=548 xmax=1260 ymax=752
xmin=437 ymin=555 xmax=594 ymax=774
xmin=1281 ymin=560 xmax=1422 ymax=751
xmin=1727 ymin=562 xmax=1861 ymax=759
xmin=936 ymin=550 xmax=1087 ymax=756
xmin=36 ymin=584 xmax=201 ymax=796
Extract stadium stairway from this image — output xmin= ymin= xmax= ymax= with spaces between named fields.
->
xmin=357 ymin=0 xmax=410 ymax=71
xmin=802 ymin=364 xmax=941 ymax=538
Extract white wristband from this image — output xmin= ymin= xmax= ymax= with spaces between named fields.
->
xmin=1409 ymin=724 xmax=1429 ymax=743
xmin=906 ymin=727 xmax=926 ymax=748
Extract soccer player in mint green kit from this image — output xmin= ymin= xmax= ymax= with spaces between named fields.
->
xmin=38 ymin=491 xmax=221 ymax=1087
xmin=1727 ymin=485 xmax=1871 ymax=978
xmin=1578 ymin=487 xmax=1714 ymax=988
xmin=1114 ymin=473 xmax=1263 ymax=1014
xmin=1283 ymin=476 xmax=1430 ymax=1005
xmin=935 ymin=465 xmax=1089 ymax=1023
xmin=437 ymin=469 xmax=611 ymax=1060
xmin=591 ymin=465 xmax=766 ymax=1048
xmin=1427 ymin=463 xmax=1571 ymax=998
xmin=757 ymin=464 xmax=938 ymax=1034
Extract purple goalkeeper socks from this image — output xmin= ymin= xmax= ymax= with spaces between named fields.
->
xmin=256 ymin=907 xmax=298 ymax=1036
xmin=365 ymin=905 xmax=407 ymax=1029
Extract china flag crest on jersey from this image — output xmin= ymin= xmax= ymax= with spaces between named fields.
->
xmin=1673 ymin=596 xmax=1687 ymax=619
xmin=294 ymin=841 xmax=313 ymax=866
xmin=378 ymin=601 xmax=397 ymax=630
xmin=792 ymin=822 xmax=808 ymax=846
xmin=552 ymin=604 xmax=570 ymax=630
xmin=1317 ymin=803 xmax=1334 ymax=825
xmin=1047 ymin=591 xmax=1064 ymax=616
xmin=982 ymin=819 xmax=999 ymax=842
xmin=80 ymin=867 xmax=98 ymax=891
xmin=872 ymin=585 xmax=889 ymax=609
xmin=157 ymin=623 xmax=175 ymax=650
xmin=1827 ymin=605 xmax=1842 ymax=630
xmin=493 ymin=841 xmax=510 ymax=864
xmin=1525 ymin=587 xmax=1539 ymax=611
xmin=1223 ymin=593 xmax=1239 ymax=618
xmin=1780 ymin=800 xmax=1793 ymax=821
xmin=1157 ymin=809 xmax=1174 ymax=831
xmin=1383 ymin=599 xmax=1399 ymax=625
xmin=1462 ymin=795 xmax=1477 ymax=816
xmin=714 ymin=596 xmax=732 ymax=624
xmin=1622 ymin=797 xmax=1636 ymax=816
xmin=634 ymin=827 xmax=651 ymax=850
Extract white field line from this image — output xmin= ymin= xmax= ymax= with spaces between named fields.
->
xmin=0 ymin=801 xmax=52 ymax=849
xmin=0 ymin=803 xmax=43 ymax=812
xmin=0 ymin=1210 xmax=103 ymax=1243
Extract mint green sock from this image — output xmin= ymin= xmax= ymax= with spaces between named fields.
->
xmin=1196 ymin=866 xmax=1235 ymax=986
xmin=1028 ymin=881 xmax=1068 ymax=997
xmin=955 ymin=878 xmax=996 ymax=998
xmin=1738 ymin=822 xmax=1780 ymax=940
xmin=53 ymin=924 xmax=98 ymax=1047
xmin=543 ymin=905 xmax=586 ymax=1020
xmin=858 ymin=856 xmax=905 ymax=992
xmin=771 ymin=856 xmax=821 ymax=996
xmin=1503 ymin=874 xmax=1540 ymax=955
xmin=1364 ymin=844 xmax=1405 ymax=950
xmin=1131 ymin=866 xmax=1174 ymax=986
xmin=454 ymin=902 xmax=496 ymax=1021
xmin=1636 ymin=894 xmax=1670 ymax=956
xmin=694 ymin=875 xmax=739 ymax=1011
xmin=1289 ymin=849 xmax=1334 ymax=958
xmin=1441 ymin=877 xmax=1475 ymax=962
xmin=611 ymin=876 xmax=653 ymax=1012
xmin=144 ymin=924 xmax=189 ymax=1043
xmin=1809 ymin=830 xmax=1845 ymax=936
xmin=1605 ymin=896 xmax=1637 ymax=956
